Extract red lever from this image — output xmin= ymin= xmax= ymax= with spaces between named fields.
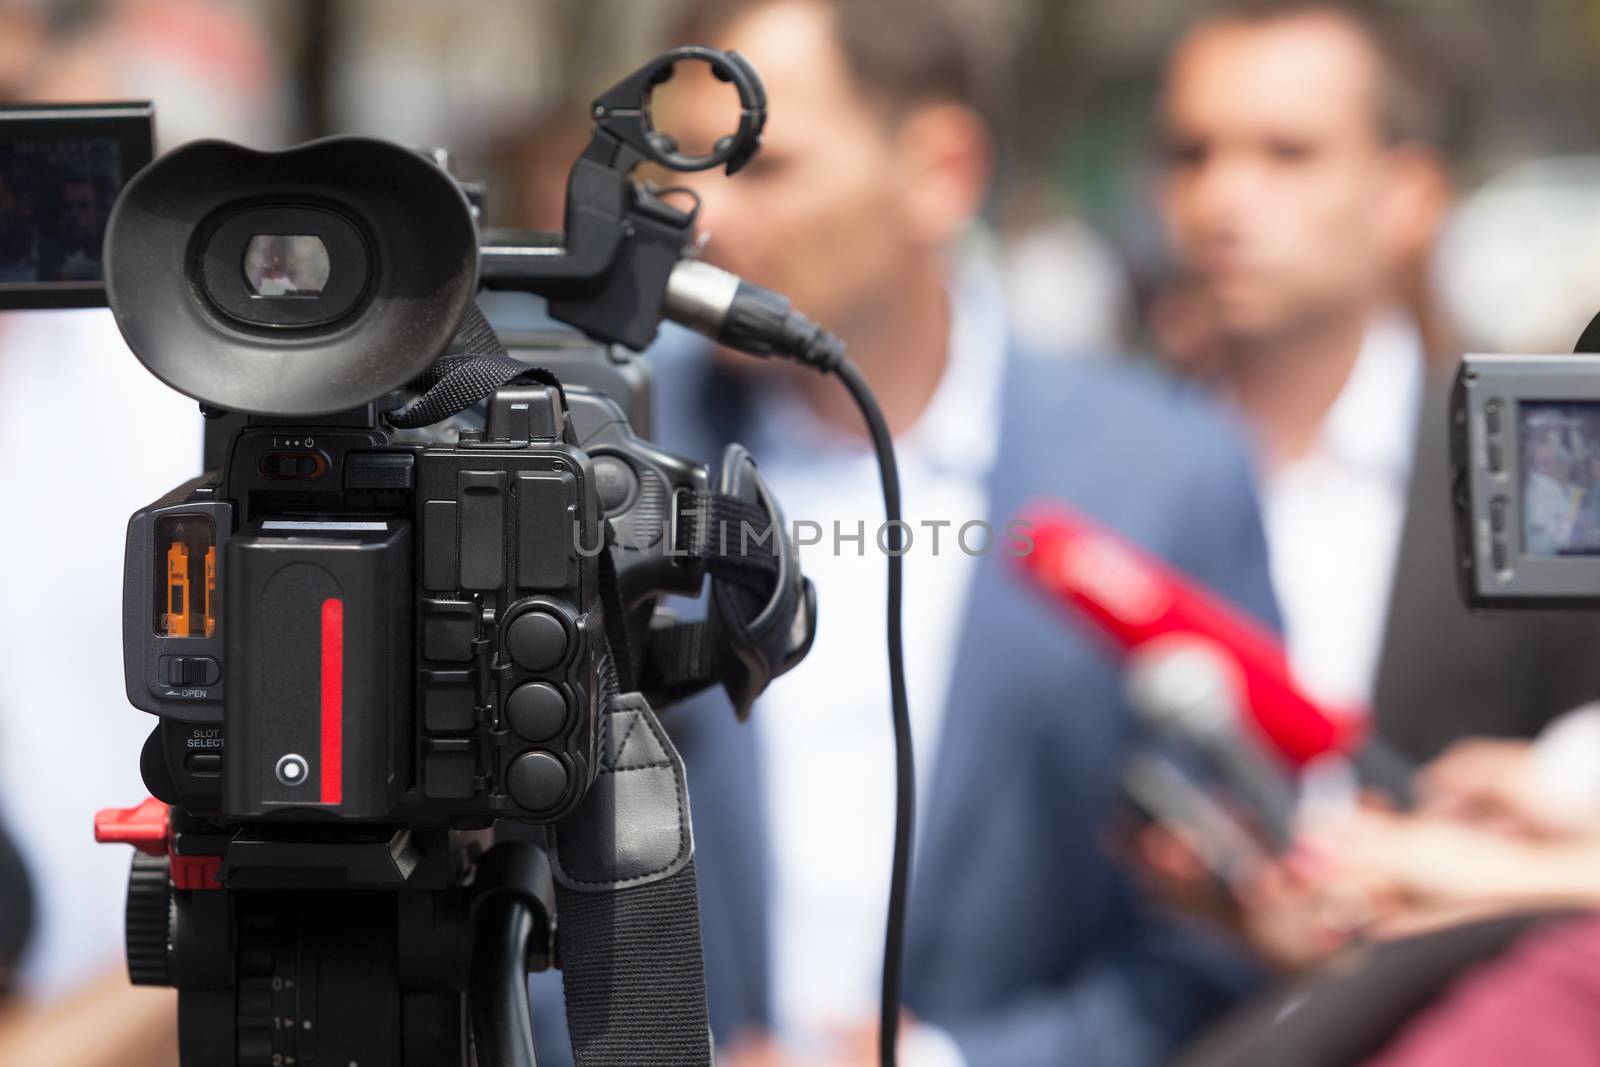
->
xmin=95 ymin=797 xmax=221 ymax=890
xmin=94 ymin=797 xmax=170 ymax=857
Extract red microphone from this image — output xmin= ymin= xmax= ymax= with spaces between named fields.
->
xmin=1015 ymin=503 xmax=1367 ymax=766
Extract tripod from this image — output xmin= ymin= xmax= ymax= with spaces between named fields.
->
xmin=102 ymin=803 xmax=555 ymax=1067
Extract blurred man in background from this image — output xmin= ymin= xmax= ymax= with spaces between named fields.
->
xmin=1156 ymin=0 xmax=1600 ymax=770
xmin=531 ymin=1 xmax=1283 ymax=1064
xmin=1142 ymin=0 xmax=1600 ymax=1055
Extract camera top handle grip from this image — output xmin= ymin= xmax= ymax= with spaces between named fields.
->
xmin=590 ymin=46 xmax=767 ymax=176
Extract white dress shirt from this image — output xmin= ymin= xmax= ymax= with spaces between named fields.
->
xmin=746 ymin=273 xmax=1006 ymax=1065
xmin=1258 ymin=313 xmax=1424 ymax=711
xmin=0 ymin=309 xmax=202 ymax=996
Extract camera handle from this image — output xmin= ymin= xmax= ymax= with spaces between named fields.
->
xmin=468 ymin=844 xmax=557 ymax=1067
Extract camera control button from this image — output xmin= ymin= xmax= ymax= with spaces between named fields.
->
xmin=423 ymin=670 xmax=476 ymax=733
xmin=423 ymin=600 xmax=476 ymax=662
xmin=184 ymin=752 xmax=222 ymax=776
xmin=505 ymin=611 xmax=568 ymax=671
xmin=507 ymin=682 xmax=568 ymax=742
xmin=345 ymin=451 xmax=414 ymax=490
xmin=162 ymin=655 xmax=220 ymax=687
xmin=189 ymin=657 xmax=220 ymax=685
xmin=258 ymin=451 xmax=329 ymax=480
xmin=508 ymin=751 xmax=568 ymax=811
xmin=275 ymin=753 xmax=309 ymax=787
xmin=423 ymin=740 xmax=476 ymax=799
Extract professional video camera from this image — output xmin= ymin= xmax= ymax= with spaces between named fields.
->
xmin=1451 ymin=313 xmax=1600 ymax=608
xmin=1 ymin=47 xmax=922 ymax=1067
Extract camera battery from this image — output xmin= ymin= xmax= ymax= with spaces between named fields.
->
xmin=222 ymin=520 xmax=413 ymax=819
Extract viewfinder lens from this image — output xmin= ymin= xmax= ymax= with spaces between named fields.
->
xmin=243 ymin=234 xmax=330 ymax=297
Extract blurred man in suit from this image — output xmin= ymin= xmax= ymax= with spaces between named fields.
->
xmin=531 ymin=1 xmax=1282 ymax=1065
xmin=1155 ymin=0 xmax=1600 ymax=764
xmin=1133 ymin=8 xmax=1600 ymax=1061
xmin=1133 ymin=7 xmax=1600 ymax=1055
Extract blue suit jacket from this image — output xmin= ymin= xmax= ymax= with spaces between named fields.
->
xmin=533 ymin=344 xmax=1279 ymax=1067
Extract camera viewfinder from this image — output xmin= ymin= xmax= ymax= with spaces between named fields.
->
xmin=244 ymin=234 xmax=330 ymax=297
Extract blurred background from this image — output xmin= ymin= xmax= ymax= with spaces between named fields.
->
xmin=7 ymin=0 xmax=1599 ymax=354
xmin=8 ymin=2 xmax=1600 ymax=1065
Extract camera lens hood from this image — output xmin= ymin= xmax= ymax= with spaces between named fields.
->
xmin=104 ymin=137 xmax=478 ymax=417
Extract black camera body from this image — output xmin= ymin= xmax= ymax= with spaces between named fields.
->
xmin=91 ymin=46 xmax=799 ymax=849
xmin=11 ymin=46 xmax=832 ymax=1065
xmin=124 ymin=372 xmax=714 ymax=828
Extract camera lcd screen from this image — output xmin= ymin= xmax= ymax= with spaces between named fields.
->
xmin=1521 ymin=401 xmax=1600 ymax=556
xmin=0 ymin=103 xmax=153 ymax=309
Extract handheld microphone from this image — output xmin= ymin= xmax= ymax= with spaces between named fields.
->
xmin=1017 ymin=504 xmax=1416 ymax=804
xmin=1125 ymin=637 xmax=1297 ymax=848
xmin=1122 ymin=751 xmax=1272 ymax=888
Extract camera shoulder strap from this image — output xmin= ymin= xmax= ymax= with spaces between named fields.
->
xmin=548 ymin=690 xmax=713 ymax=1067
xmin=386 ymin=302 xmax=567 ymax=428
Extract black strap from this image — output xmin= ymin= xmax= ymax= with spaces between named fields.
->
xmin=675 ymin=489 xmax=780 ymax=589
xmin=639 ymin=616 xmax=726 ymax=710
xmin=633 ymin=487 xmax=783 ymax=710
xmin=597 ymin=547 xmax=636 ymax=693
xmin=387 ymin=302 xmax=565 ymax=428
xmin=555 ymin=869 xmax=711 ymax=1066
xmin=551 ymin=692 xmax=711 ymax=1066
